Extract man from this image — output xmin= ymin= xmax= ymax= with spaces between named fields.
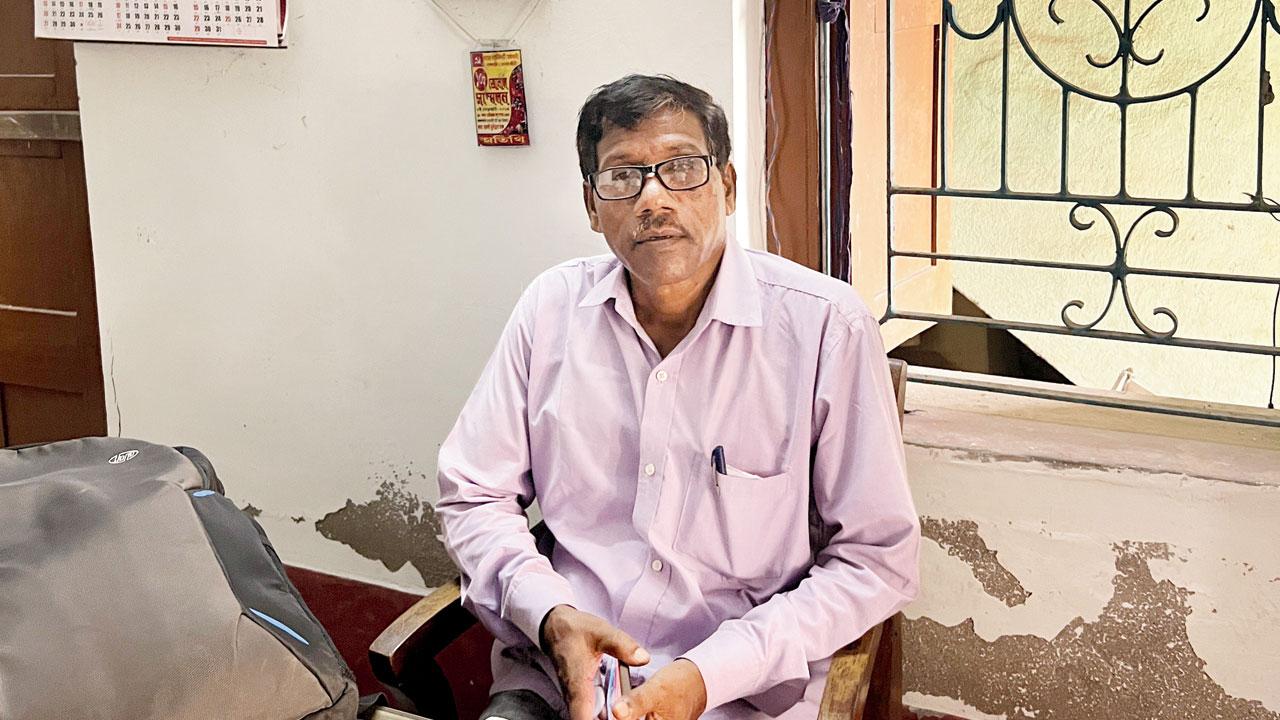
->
xmin=437 ymin=75 xmax=919 ymax=720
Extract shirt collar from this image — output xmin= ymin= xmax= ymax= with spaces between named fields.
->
xmin=702 ymin=237 xmax=764 ymax=328
xmin=578 ymin=259 xmax=629 ymax=309
xmin=577 ymin=239 xmax=763 ymax=328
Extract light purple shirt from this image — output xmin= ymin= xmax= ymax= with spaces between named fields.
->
xmin=437 ymin=239 xmax=920 ymax=718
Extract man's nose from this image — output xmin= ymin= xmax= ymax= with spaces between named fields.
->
xmin=633 ymin=172 xmax=675 ymax=213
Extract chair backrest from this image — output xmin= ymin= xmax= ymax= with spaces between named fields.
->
xmin=888 ymin=358 xmax=908 ymax=429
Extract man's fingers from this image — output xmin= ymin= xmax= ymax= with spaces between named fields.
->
xmin=595 ymin=625 xmax=650 ymax=666
xmin=610 ymin=679 xmax=657 ymax=720
xmin=551 ymin=635 xmax=601 ymax=720
xmin=563 ymin=661 xmax=600 ymax=720
xmin=543 ymin=608 xmax=651 ymax=718
xmin=566 ymin=680 xmax=599 ymax=720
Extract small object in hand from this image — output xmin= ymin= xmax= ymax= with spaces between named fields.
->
xmin=594 ymin=655 xmax=630 ymax=719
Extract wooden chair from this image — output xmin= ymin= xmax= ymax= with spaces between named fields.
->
xmin=371 ymin=360 xmax=911 ymax=720
xmin=369 ymin=708 xmax=436 ymax=720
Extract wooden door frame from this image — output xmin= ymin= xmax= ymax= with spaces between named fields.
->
xmin=765 ymin=0 xmax=821 ymax=272
xmin=765 ymin=0 xmax=851 ymax=278
xmin=1 ymin=2 xmax=108 ymax=445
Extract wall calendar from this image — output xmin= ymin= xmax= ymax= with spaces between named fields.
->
xmin=35 ymin=0 xmax=287 ymax=47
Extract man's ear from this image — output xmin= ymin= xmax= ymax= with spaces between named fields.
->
xmin=721 ymin=161 xmax=737 ymax=216
xmin=584 ymin=181 xmax=602 ymax=233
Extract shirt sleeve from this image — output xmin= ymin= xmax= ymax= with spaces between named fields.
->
xmin=680 ymin=311 xmax=921 ymax=712
xmin=436 ymin=278 xmax=577 ymax=648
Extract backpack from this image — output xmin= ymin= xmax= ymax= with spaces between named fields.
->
xmin=0 ymin=437 xmax=360 ymax=719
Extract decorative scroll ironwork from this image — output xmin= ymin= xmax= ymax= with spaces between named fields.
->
xmin=1058 ymin=204 xmax=1179 ymax=340
xmin=882 ymin=0 xmax=1280 ymax=424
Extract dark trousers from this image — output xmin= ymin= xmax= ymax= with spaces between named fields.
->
xmin=479 ymin=689 xmax=561 ymax=720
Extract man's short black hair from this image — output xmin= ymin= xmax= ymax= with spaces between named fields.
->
xmin=575 ymin=74 xmax=731 ymax=180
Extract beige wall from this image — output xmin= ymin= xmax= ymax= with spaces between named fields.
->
xmin=901 ymin=378 xmax=1280 ymax=719
xmin=939 ymin=0 xmax=1280 ymax=407
xmin=76 ymin=0 xmax=762 ymax=590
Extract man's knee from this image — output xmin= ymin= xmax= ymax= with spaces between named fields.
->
xmin=480 ymin=689 xmax=560 ymax=720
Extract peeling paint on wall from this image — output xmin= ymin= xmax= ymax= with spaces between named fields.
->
xmin=314 ymin=477 xmax=456 ymax=586
xmin=920 ymin=516 xmax=1030 ymax=607
xmin=905 ymin=541 xmax=1279 ymax=719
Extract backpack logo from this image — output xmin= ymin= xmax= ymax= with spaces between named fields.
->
xmin=108 ymin=450 xmax=139 ymax=465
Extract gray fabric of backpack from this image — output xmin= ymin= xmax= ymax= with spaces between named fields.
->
xmin=0 ymin=437 xmax=359 ymax=719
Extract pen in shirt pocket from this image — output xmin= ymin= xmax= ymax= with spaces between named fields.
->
xmin=711 ymin=445 xmax=726 ymax=489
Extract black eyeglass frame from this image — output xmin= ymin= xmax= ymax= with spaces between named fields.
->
xmin=588 ymin=154 xmax=718 ymax=201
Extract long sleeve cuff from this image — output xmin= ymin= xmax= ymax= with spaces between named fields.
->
xmin=503 ymin=567 xmax=578 ymax=648
xmin=678 ymin=626 xmax=766 ymax=712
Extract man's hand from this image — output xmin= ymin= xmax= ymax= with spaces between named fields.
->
xmin=541 ymin=605 xmax=651 ymax=720
xmin=611 ymin=658 xmax=707 ymax=720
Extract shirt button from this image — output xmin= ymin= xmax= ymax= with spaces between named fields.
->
xmin=655 ymin=370 xmax=669 ymax=382
xmin=643 ymin=463 xmax=656 ymax=476
xmin=651 ymin=559 xmax=663 ymax=572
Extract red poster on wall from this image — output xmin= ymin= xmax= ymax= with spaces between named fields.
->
xmin=471 ymin=49 xmax=530 ymax=147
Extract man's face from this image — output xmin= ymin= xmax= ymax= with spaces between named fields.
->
xmin=584 ymin=110 xmax=737 ymax=291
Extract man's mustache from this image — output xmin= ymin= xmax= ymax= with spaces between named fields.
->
xmin=632 ymin=216 xmax=687 ymax=240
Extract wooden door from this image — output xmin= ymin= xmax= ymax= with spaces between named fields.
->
xmin=0 ymin=1 xmax=107 ymax=445
xmin=850 ymin=0 xmax=954 ymax=350
xmin=764 ymin=0 xmax=822 ymax=271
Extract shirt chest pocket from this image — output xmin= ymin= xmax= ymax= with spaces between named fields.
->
xmin=673 ymin=459 xmax=809 ymax=582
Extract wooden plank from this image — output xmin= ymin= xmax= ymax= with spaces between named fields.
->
xmin=1 ymin=383 xmax=104 ymax=445
xmin=0 ymin=310 xmax=84 ymax=392
xmin=865 ymin=613 xmax=904 ymax=720
xmin=817 ymin=622 xmax=883 ymax=720
xmin=765 ymin=0 xmax=822 ymax=270
xmin=0 ymin=385 xmax=8 ymax=447
xmin=0 ymin=1 xmax=78 ymax=110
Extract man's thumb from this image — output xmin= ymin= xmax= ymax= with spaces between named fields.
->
xmin=611 ymin=685 xmax=651 ymax=720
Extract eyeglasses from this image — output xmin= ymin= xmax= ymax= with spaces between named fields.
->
xmin=589 ymin=154 xmax=716 ymax=201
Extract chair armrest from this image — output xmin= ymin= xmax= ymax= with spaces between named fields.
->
xmin=369 ymin=577 xmax=477 ymax=686
xmin=370 ymin=523 xmax=550 ymax=717
xmin=367 ymin=707 xmax=432 ymax=720
xmin=888 ymin=358 xmax=908 ymax=426
xmin=817 ymin=621 xmax=884 ymax=720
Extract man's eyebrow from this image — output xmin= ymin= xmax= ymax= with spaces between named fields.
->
xmin=599 ymin=154 xmax=642 ymax=168
xmin=666 ymin=143 xmax=705 ymax=156
xmin=600 ymin=145 xmax=708 ymax=168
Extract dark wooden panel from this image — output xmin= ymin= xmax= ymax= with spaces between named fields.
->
xmin=0 ymin=138 xmax=103 ymax=411
xmin=0 ymin=139 xmax=63 ymax=159
xmin=0 ymin=13 xmax=106 ymax=443
xmin=0 ymin=142 xmax=91 ymax=310
xmin=1 ymin=383 xmax=103 ymax=445
xmin=0 ymin=311 xmax=83 ymax=392
xmin=765 ymin=0 xmax=821 ymax=271
xmin=0 ymin=1 xmax=78 ymax=110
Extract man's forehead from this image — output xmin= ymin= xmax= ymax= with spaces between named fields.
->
xmin=597 ymin=111 xmax=709 ymax=165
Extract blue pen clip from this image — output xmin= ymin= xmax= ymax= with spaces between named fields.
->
xmin=711 ymin=446 xmax=726 ymax=490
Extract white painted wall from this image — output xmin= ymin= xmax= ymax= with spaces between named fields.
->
xmin=733 ymin=0 xmax=767 ymax=252
xmin=77 ymin=0 xmax=762 ymax=590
